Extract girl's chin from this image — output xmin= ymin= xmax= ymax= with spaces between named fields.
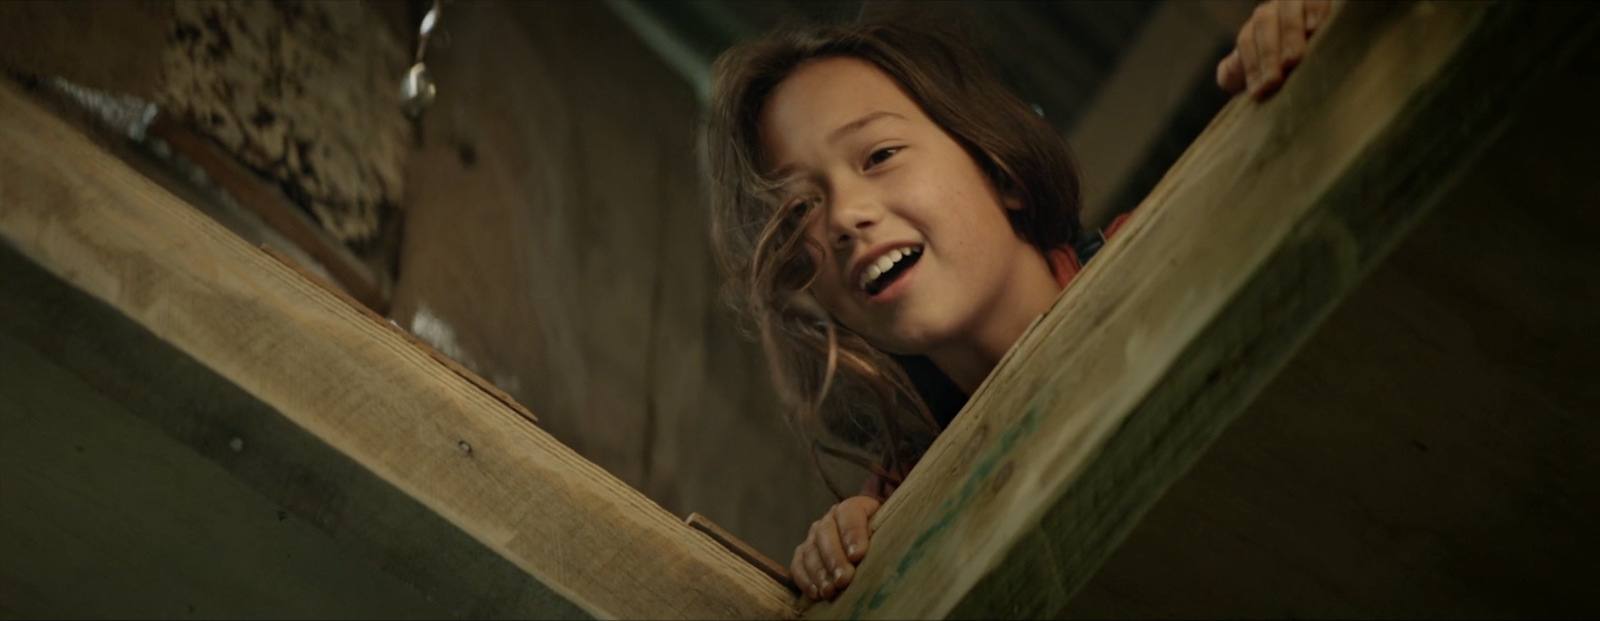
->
xmin=865 ymin=324 xmax=953 ymax=359
xmin=856 ymin=312 xmax=962 ymax=356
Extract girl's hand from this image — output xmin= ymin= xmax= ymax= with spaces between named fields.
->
xmin=1217 ymin=0 xmax=1332 ymax=100
xmin=792 ymin=495 xmax=881 ymax=601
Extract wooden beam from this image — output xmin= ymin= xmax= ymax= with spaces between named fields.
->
xmin=1061 ymin=51 xmax=1600 ymax=614
xmin=0 ymin=79 xmax=798 ymax=618
xmin=0 ymin=246 xmax=570 ymax=619
xmin=804 ymin=2 xmax=1598 ymax=618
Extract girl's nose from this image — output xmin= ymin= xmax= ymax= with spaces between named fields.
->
xmin=828 ymin=188 xmax=884 ymax=248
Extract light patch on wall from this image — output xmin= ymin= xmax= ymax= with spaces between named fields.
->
xmin=48 ymin=76 xmax=157 ymax=140
xmin=492 ymin=374 xmax=522 ymax=395
xmin=408 ymin=304 xmax=479 ymax=373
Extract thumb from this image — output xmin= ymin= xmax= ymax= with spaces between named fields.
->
xmin=837 ymin=496 xmax=882 ymax=563
xmin=1306 ymin=0 xmax=1331 ymax=33
xmin=1217 ymin=49 xmax=1246 ymax=93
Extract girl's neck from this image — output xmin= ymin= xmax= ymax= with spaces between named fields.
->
xmin=927 ymin=249 xmax=1062 ymax=395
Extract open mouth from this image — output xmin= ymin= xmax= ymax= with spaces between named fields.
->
xmin=860 ymin=245 xmax=923 ymax=296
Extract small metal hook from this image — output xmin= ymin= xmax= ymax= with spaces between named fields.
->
xmin=399 ymin=63 xmax=435 ymax=119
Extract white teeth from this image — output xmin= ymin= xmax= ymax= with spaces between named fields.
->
xmin=858 ymin=245 xmax=923 ymax=292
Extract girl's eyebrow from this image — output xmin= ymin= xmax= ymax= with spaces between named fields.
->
xmin=764 ymin=169 xmax=809 ymax=195
xmin=828 ymin=111 xmax=904 ymax=145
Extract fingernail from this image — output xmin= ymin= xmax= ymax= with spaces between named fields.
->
xmin=847 ymin=543 xmax=859 ymax=557
xmin=833 ymin=568 xmax=844 ymax=582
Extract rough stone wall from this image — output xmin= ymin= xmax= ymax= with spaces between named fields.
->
xmin=159 ymin=0 xmax=410 ymax=246
xmin=1 ymin=0 xmax=411 ymax=249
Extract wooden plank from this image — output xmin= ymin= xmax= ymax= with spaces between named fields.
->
xmin=1060 ymin=49 xmax=1600 ymax=614
xmin=688 ymin=512 xmax=798 ymax=593
xmin=1063 ymin=33 xmax=1600 ymax=617
xmin=0 ymin=79 xmax=798 ymax=619
xmin=802 ymin=2 xmax=1599 ymax=618
xmin=6 ymin=78 xmax=351 ymax=301
xmin=0 ymin=297 xmax=460 ymax=619
xmin=0 ymin=239 xmax=583 ymax=619
xmin=258 ymin=243 xmax=538 ymax=427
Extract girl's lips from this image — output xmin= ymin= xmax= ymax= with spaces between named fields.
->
xmin=860 ymin=252 xmax=921 ymax=305
xmin=852 ymin=243 xmax=924 ymax=292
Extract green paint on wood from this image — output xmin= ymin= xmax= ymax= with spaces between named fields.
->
xmin=848 ymin=404 xmax=1042 ymax=618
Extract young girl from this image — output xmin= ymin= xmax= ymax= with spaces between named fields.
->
xmin=706 ymin=0 xmax=1328 ymax=602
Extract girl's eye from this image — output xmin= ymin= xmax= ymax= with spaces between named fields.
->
xmin=786 ymin=197 xmax=817 ymax=218
xmin=865 ymin=147 xmax=900 ymax=169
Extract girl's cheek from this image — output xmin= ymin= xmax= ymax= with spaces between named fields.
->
xmin=803 ymin=236 xmax=850 ymax=302
xmin=814 ymin=278 xmax=852 ymax=308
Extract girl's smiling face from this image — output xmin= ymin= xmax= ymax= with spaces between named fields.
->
xmin=759 ymin=56 xmax=1060 ymax=375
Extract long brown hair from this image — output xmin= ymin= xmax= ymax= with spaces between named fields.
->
xmin=706 ymin=18 xmax=1083 ymax=499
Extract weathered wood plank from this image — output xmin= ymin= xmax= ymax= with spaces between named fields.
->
xmin=0 ymin=276 xmax=468 ymax=619
xmin=0 ymin=78 xmax=798 ymax=619
xmin=1060 ymin=52 xmax=1600 ymax=614
xmin=804 ymin=2 xmax=1599 ymax=618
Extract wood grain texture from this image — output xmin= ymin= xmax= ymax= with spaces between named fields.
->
xmin=1 ymin=239 xmax=582 ymax=619
xmin=688 ymin=512 xmax=798 ymax=592
xmin=803 ymin=2 xmax=1598 ymax=618
xmin=0 ymin=312 xmax=457 ymax=619
xmin=1059 ymin=36 xmax=1600 ymax=616
xmin=258 ymin=243 xmax=538 ymax=428
xmin=0 ymin=79 xmax=798 ymax=619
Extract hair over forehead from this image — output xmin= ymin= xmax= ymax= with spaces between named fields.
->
xmin=708 ymin=19 xmax=1082 ymax=285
